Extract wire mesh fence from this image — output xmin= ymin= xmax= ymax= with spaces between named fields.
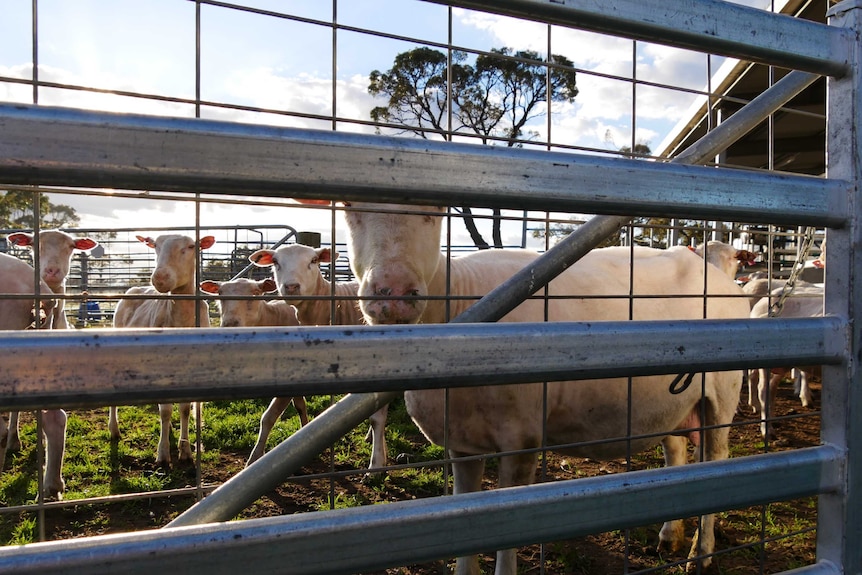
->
xmin=0 ymin=1 xmax=853 ymax=574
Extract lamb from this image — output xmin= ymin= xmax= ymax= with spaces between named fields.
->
xmin=248 ymin=244 xmax=390 ymax=472
xmin=4 ymin=230 xmax=98 ymax=500
xmin=249 ymin=245 xmax=362 ymax=326
xmin=297 ymin=200 xmax=749 ymax=575
xmin=112 ymin=234 xmax=215 ymax=466
xmin=200 ymin=277 xmax=300 ymax=328
xmin=198 ymin=276 xmax=309 ymax=465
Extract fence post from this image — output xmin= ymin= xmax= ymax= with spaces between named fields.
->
xmin=820 ymin=0 xmax=862 ymax=570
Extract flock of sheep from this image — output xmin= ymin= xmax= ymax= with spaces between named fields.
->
xmin=0 ymin=212 xmax=825 ymax=575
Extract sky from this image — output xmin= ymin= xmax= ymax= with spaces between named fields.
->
xmin=0 ymin=0 xmax=772 ymax=249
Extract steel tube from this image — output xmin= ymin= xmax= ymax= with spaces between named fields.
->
xmin=0 ymin=317 xmax=842 ymax=411
xmin=0 ymin=446 xmax=841 ymax=574
xmin=432 ymin=0 xmax=850 ymax=77
xmin=0 ymin=104 xmax=846 ymax=227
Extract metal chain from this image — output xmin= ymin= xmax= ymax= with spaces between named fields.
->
xmin=769 ymin=226 xmax=818 ymax=317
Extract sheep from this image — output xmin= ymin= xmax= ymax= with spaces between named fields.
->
xmin=740 ymin=237 xmax=825 ymax=435
xmin=296 ymin=200 xmax=749 ymax=575
xmin=248 ymin=244 xmax=390 ymax=472
xmin=8 ymin=230 xmax=98 ymax=328
xmin=198 ymin=277 xmax=309 ymax=465
xmin=748 ymin=282 xmax=824 ymax=437
xmin=112 ymin=234 xmax=215 ymax=466
xmin=249 ymin=245 xmax=362 ymax=326
xmin=0 ymin=252 xmax=58 ymax=494
xmin=0 ymin=253 xmax=57 ymax=476
xmin=200 ymin=277 xmax=300 ymax=328
xmin=4 ymin=230 xmax=98 ymax=500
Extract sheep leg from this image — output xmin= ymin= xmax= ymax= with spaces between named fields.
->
xmin=367 ymin=404 xmax=389 ymax=471
xmin=494 ymin=452 xmax=539 ymax=575
xmin=0 ymin=413 xmax=8 ymax=472
xmin=794 ymin=368 xmax=813 ymax=408
xmin=657 ymin=434 xmax=689 ymax=554
xmin=758 ymin=371 xmax=781 ymax=438
xmin=41 ymin=409 xmax=67 ymax=500
xmin=684 ymin=389 xmax=736 ymax=573
xmin=247 ymin=397 xmax=292 ymax=466
xmin=156 ymin=403 xmax=174 ymax=466
xmin=108 ymin=406 xmax=121 ymax=440
xmin=177 ymin=402 xmax=193 ymax=462
xmin=293 ymin=396 xmax=309 ymax=427
xmin=452 ymin=454 xmax=485 ymax=575
xmin=746 ymin=369 xmax=761 ymax=413
xmin=7 ymin=411 xmax=21 ymax=451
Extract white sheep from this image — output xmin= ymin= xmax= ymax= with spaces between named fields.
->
xmin=199 ymin=276 xmax=309 ymax=465
xmin=248 ymin=244 xmax=390 ymax=472
xmin=4 ymin=230 xmax=98 ymax=500
xmin=748 ymin=282 xmax=823 ymax=437
xmin=295 ymin=199 xmax=749 ymax=575
xmin=112 ymin=234 xmax=215 ymax=466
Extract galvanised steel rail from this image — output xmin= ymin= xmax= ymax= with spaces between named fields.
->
xmin=433 ymin=0 xmax=852 ymax=77
xmin=0 ymin=446 xmax=843 ymax=575
xmin=0 ymin=316 xmax=843 ymax=411
xmin=0 ymin=102 xmax=846 ymax=227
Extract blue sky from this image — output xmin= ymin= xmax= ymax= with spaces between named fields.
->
xmin=0 ymin=0 xmax=770 ymax=247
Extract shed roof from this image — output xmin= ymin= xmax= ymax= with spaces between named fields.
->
xmin=656 ymin=0 xmax=828 ymax=176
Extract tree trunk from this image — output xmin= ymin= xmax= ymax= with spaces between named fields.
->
xmin=460 ymin=207 xmax=490 ymax=249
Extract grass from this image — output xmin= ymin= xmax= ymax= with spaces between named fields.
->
xmin=0 ymin=394 xmax=445 ymax=544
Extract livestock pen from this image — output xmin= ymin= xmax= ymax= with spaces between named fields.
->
xmin=0 ymin=1 xmax=859 ymax=574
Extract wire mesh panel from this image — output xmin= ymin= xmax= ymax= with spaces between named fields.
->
xmin=0 ymin=1 xmax=858 ymax=574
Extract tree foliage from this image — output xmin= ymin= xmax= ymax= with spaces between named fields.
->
xmin=369 ymin=47 xmax=578 ymax=248
xmin=0 ymin=190 xmax=81 ymax=230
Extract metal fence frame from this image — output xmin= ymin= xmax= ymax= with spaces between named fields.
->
xmin=0 ymin=0 xmax=860 ymax=573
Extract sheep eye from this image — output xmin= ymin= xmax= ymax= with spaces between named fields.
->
xmin=310 ymin=257 xmax=319 ymax=265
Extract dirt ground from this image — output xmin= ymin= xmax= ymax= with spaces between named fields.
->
xmin=31 ymin=378 xmax=821 ymax=575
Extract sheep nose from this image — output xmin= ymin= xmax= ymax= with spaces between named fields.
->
xmin=282 ymin=283 xmax=300 ymax=295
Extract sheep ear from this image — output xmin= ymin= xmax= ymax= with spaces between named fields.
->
xmin=294 ymin=199 xmax=334 ymax=205
xmin=199 ymin=281 xmax=220 ymax=295
xmin=74 ymin=238 xmax=98 ymax=252
xmin=7 ymin=232 xmax=34 ymax=247
xmin=316 ymin=247 xmax=333 ymax=263
xmin=260 ymin=278 xmax=277 ymax=293
xmin=198 ymin=236 xmax=216 ymax=250
xmin=249 ymin=250 xmax=275 ymax=267
xmin=735 ymin=250 xmax=757 ymax=266
xmin=136 ymin=235 xmax=156 ymax=248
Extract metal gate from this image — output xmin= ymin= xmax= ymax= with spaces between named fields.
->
xmin=0 ymin=1 xmax=859 ymax=573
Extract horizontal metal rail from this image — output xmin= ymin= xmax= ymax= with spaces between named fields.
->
xmin=0 ymin=104 xmax=847 ymax=227
xmin=433 ymin=0 xmax=851 ymax=77
xmin=0 ymin=316 xmax=843 ymax=411
xmin=0 ymin=445 xmax=842 ymax=575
